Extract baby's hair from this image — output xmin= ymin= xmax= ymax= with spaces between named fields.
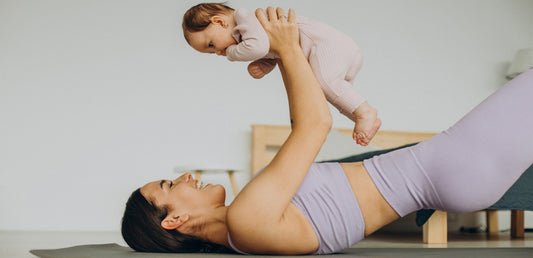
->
xmin=182 ymin=2 xmax=234 ymax=44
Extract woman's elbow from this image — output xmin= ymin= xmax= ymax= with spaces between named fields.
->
xmin=306 ymin=111 xmax=332 ymax=133
xmin=319 ymin=114 xmax=333 ymax=132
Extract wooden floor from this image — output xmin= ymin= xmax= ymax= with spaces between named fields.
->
xmin=2 ymin=230 xmax=532 ymax=257
xmin=361 ymin=230 xmax=533 ymax=248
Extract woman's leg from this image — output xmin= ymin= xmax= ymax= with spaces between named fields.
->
xmin=413 ymin=68 xmax=533 ymax=212
xmin=364 ymin=69 xmax=533 ymax=216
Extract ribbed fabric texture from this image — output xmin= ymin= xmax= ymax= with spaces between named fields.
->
xmin=291 ymin=163 xmax=364 ymax=254
xmin=228 ymin=8 xmax=365 ymax=120
xmin=364 ymin=68 xmax=533 ymax=215
xmin=228 ymin=162 xmax=364 ymax=255
xmin=229 ymin=69 xmax=533 ymax=254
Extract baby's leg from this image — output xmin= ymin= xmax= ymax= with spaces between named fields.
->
xmin=352 ymin=102 xmax=382 ymax=146
xmin=308 ymin=46 xmax=380 ymax=146
xmin=248 ymin=58 xmax=277 ymax=79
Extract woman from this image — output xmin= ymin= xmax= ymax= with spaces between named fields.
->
xmin=122 ymin=7 xmax=533 ymax=255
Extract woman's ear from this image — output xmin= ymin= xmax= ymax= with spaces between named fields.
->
xmin=210 ymin=16 xmax=227 ymax=28
xmin=161 ymin=214 xmax=190 ymax=230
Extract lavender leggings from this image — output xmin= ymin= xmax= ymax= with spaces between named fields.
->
xmin=364 ymin=69 xmax=533 ymax=216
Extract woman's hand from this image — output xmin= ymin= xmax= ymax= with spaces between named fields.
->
xmin=255 ymin=7 xmax=299 ymax=56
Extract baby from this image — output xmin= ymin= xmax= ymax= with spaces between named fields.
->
xmin=182 ymin=3 xmax=381 ymax=146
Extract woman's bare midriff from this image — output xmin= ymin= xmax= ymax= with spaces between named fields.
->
xmin=340 ymin=162 xmax=400 ymax=236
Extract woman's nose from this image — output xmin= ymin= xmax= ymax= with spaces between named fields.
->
xmin=177 ymin=173 xmax=192 ymax=182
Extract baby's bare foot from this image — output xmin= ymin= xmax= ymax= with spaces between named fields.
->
xmin=352 ymin=103 xmax=381 ymax=146
xmin=248 ymin=62 xmax=267 ymax=79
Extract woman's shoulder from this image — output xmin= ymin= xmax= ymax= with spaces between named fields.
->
xmin=226 ymin=202 xmax=319 ymax=254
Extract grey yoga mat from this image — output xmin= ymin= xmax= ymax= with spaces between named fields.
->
xmin=30 ymin=243 xmax=533 ymax=258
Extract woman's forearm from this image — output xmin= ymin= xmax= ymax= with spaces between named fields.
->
xmin=278 ymin=45 xmax=332 ymax=132
xmin=227 ymin=10 xmax=333 ymax=251
xmin=255 ymin=7 xmax=331 ymax=132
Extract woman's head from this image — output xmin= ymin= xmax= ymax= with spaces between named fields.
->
xmin=121 ymin=173 xmax=230 ymax=253
xmin=182 ymin=3 xmax=237 ymax=56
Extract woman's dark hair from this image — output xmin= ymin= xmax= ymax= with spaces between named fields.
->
xmin=182 ymin=2 xmax=234 ymax=44
xmin=121 ymin=188 xmax=233 ymax=253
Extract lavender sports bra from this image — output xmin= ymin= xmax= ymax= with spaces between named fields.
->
xmin=228 ymin=162 xmax=365 ymax=254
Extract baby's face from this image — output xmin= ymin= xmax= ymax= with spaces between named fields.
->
xmin=187 ymin=21 xmax=236 ymax=56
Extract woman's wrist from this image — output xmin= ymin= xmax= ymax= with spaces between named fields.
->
xmin=277 ymin=44 xmax=303 ymax=61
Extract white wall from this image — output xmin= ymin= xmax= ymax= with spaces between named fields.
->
xmin=1 ymin=0 xmax=532 ymax=231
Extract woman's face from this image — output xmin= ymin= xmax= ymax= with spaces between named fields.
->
xmin=140 ymin=173 xmax=226 ymax=213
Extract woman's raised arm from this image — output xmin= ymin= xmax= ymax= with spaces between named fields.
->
xmin=257 ymin=8 xmax=332 ymax=132
xmin=227 ymin=7 xmax=332 ymax=254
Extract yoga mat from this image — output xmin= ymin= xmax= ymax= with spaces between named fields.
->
xmin=30 ymin=243 xmax=533 ymax=257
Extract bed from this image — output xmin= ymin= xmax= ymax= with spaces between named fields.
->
xmin=250 ymin=124 xmax=529 ymax=244
xmin=251 ymin=124 xmax=437 ymax=174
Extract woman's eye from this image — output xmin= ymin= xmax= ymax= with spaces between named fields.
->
xmin=208 ymin=42 xmax=214 ymax=48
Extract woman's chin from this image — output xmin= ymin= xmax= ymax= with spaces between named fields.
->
xmin=205 ymin=184 xmax=227 ymax=202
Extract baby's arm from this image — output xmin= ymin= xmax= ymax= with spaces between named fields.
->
xmin=226 ymin=8 xmax=270 ymax=62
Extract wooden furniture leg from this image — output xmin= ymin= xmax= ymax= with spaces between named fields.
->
xmin=423 ymin=210 xmax=447 ymax=244
xmin=227 ymin=170 xmax=239 ymax=196
xmin=486 ymin=210 xmax=499 ymax=236
xmin=511 ymin=210 xmax=525 ymax=238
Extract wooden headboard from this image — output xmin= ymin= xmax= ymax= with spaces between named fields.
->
xmin=251 ymin=124 xmax=437 ymax=175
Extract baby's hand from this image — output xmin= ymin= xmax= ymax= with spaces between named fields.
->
xmin=216 ymin=49 xmax=227 ymax=56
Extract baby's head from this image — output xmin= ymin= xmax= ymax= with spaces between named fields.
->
xmin=182 ymin=3 xmax=237 ymax=56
